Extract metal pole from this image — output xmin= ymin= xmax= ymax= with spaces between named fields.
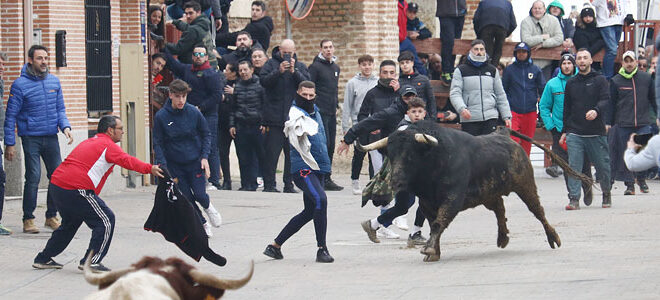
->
xmin=634 ymin=23 xmax=639 ymax=57
xmin=286 ymin=9 xmax=292 ymax=39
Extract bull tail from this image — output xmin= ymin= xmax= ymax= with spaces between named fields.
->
xmin=506 ymin=128 xmax=595 ymax=188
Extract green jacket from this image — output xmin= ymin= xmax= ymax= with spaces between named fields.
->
xmin=539 ymin=68 xmax=577 ymax=132
xmin=166 ymin=16 xmax=217 ymax=68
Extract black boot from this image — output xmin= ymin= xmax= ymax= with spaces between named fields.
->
xmin=583 ymin=186 xmax=593 ymax=206
xmin=602 ymin=192 xmax=612 ymax=208
xmin=324 ymin=177 xmax=344 ymax=191
xmin=638 ymin=180 xmax=649 ymax=193
xmin=624 ymin=182 xmax=635 ymax=195
xmin=221 ymin=181 xmax=232 ymax=190
xmin=316 ymin=247 xmax=334 ymax=263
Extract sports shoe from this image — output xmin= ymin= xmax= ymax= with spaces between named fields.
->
xmin=32 ymin=259 xmax=63 ymax=269
xmin=0 ymin=224 xmax=12 ymax=235
xmin=263 ymin=244 xmax=283 ymax=259
xmin=45 ymin=217 xmax=61 ymax=230
xmin=638 ymin=181 xmax=649 ymax=193
xmin=377 ymin=226 xmax=400 ymax=239
xmin=257 ymin=177 xmax=264 ymax=189
xmin=78 ymin=263 xmax=111 ymax=273
xmin=316 ymin=247 xmax=334 ymax=263
xmin=324 ymin=178 xmax=344 ymax=191
xmin=204 ymin=204 xmax=222 ymax=227
xmin=263 ymin=187 xmax=280 ymax=193
xmin=351 ymin=179 xmax=362 ymax=195
xmin=393 ymin=216 xmax=409 ymax=230
xmin=206 ymin=182 xmax=220 ymax=191
xmin=203 ymin=222 xmax=213 ymax=237
xmin=565 ymin=200 xmax=580 ymax=210
xmin=440 ymin=72 xmax=452 ymax=86
xmin=360 ymin=220 xmax=380 ymax=243
xmin=624 ymin=183 xmax=635 ymax=195
xmin=23 ymin=219 xmax=39 ymax=234
xmin=545 ymin=165 xmax=562 ymax=178
xmin=283 ymin=186 xmax=298 ymax=193
xmin=407 ymin=231 xmax=427 ymax=247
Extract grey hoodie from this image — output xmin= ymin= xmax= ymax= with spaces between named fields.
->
xmin=341 ymin=72 xmax=378 ymax=133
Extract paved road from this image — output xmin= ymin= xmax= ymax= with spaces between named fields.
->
xmin=1 ymin=172 xmax=659 ymax=299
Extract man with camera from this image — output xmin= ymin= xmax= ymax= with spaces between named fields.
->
xmin=625 ymin=134 xmax=660 ymax=172
xmin=607 ymin=51 xmax=657 ymax=195
xmin=259 ymin=39 xmax=310 ymax=193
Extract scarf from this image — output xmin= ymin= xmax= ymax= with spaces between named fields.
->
xmin=191 ymin=61 xmax=211 ymax=72
xmin=467 ymin=52 xmax=487 ymax=68
xmin=294 ymin=93 xmax=315 ymax=114
xmin=618 ymin=66 xmax=637 ymax=79
xmin=27 ymin=63 xmax=48 ymax=80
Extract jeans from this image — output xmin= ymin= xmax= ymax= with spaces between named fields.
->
xmin=550 ymin=129 xmax=592 ymax=194
xmin=218 ymin=121 xmax=233 ymax=184
xmin=21 ymin=135 xmax=61 ymax=221
xmin=399 ymin=38 xmax=428 ymax=76
xmin=205 ymin=114 xmax=221 ymax=184
xmin=479 ymin=25 xmax=507 ymax=67
xmin=0 ymin=148 xmax=5 ymax=222
xmin=320 ymin=114 xmax=336 ymax=176
xmin=262 ymin=125 xmax=293 ymax=189
xmin=599 ymin=25 xmax=622 ymax=78
xmin=439 ymin=16 xmax=465 ymax=73
xmin=274 ymin=171 xmax=327 ymax=247
xmin=566 ymin=134 xmax=611 ymax=200
xmin=235 ymin=123 xmax=265 ymax=190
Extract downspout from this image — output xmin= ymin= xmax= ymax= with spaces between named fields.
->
xmin=23 ymin=0 xmax=33 ymax=59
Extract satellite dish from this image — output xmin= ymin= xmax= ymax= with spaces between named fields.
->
xmin=286 ymin=0 xmax=315 ymax=20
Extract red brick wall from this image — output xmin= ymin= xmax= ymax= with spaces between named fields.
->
xmin=0 ymin=0 xmax=25 ymax=105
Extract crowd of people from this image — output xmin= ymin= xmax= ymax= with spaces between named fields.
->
xmin=0 ymin=0 xmax=659 ymax=269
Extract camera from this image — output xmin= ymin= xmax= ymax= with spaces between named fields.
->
xmin=633 ymin=133 xmax=653 ymax=146
xmin=283 ymin=53 xmax=292 ymax=63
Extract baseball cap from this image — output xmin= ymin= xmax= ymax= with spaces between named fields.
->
xmin=408 ymin=3 xmax=419 ymax=13
xmin=400 ymin=85 xmax=418 ymax=96
xmin=622 ymin=50 xmax=636 ymax=61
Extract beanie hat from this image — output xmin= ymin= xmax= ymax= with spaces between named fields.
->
xmin=580 ymin=7 xmax=595 ymax=19
xmin=559 ymin=52 xmax=576 ymax=66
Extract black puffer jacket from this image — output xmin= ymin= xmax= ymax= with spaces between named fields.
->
xmin=399 ymin=72 xmax=437 ymax=120
xmin=309 ymin=54 xmax=340 ymax=116
xmin=230 ymin=75 xmax=264 ymax=127
xmin=573 ymin=22 xmax=605 ymax=56
xmin=259 ymin=46 xmax=310 ymax=127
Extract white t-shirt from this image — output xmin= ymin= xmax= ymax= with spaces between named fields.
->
xmin=592 ymin=0 xmax=629 ymax=28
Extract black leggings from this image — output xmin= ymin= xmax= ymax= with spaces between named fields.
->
xmin=274 ymin=171 xmax=327 ymax=247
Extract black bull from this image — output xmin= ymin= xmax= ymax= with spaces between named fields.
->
xmin=357 ymin=120 xmax=593 ymax=262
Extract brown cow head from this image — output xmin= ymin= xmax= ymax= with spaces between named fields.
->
xmin=83 ymin=252 xmax=253 ymax=300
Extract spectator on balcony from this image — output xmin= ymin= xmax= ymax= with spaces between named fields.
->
xmin=251 ymin=47 xmax=268 ymax=75
xmin=592 ymin=0 xmax=633 ymax=78
xmin=151 ymin=53 xmax=168 ymax=111
xmin=573 ymin=6 xmax=605 ymax=59
xmin=473 ymin=0 xmax=517 ymax=67
xmin=398 ymin=51 xmax=436 ymax=121
xmin=165 ymin=0 xmax=222 ymax=30
xmin=520 ymin=0 xmax=563 ymax=77
xmin=547 ymin=0 xmax=575 ymax=49
xmin=216 ymin=1 xmax=273 ymax=52
xmin=165 ymin=1 xmax=218 ymax=69
xmin=428 ymin=53 xmax=442 ymax=80
xmin=436 ymin=0 xmax=466 ymax=86
xmin=398 ymin=0 xmax=427 ymax=76
xmin=406 ymin=3 xmax=432 ymax=41
xmin=218 ymin=31 xmax=254 ymax=70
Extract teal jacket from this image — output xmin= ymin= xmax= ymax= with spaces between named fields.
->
xmin=539 ymin=68 xmax=577 ymax=132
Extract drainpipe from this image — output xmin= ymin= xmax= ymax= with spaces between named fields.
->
xmin=23 ymin=0 xmax=33 ymax=59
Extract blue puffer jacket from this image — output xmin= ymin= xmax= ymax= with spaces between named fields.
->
xmin=289 ymin=105 xmax=331 ymax=175
xmin=539 ymin=68 xmax=577 ymax=132
xmin=153 ymin=99 xmax=211 ymax=168
xmin=4 ymin=64 xmax=71 ymax=146
xmin=502 ymin=51 xmax=545 ymax=114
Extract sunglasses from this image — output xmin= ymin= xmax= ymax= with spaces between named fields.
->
xmin=193 ymin=52 xmax=207 ymax=57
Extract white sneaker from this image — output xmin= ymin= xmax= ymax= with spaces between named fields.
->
xmin=203 ymin=222 xmax=213 ymax=238
xmin=206 ymin=182 xmax=217 ymax=191
xmin=351 ymin=179 xmax=362 ymax=195
xmin=257 ymin=177 xmax=264 ymax=189
xmin=376 ymin=227 xmax=400 ymax=239
xmin=204 ymin=203 xmax=222 ymax=227
xmin=393 ymin=216 xmax=409 ymax=230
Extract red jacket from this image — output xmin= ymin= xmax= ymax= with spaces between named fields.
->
xmin=398 ymin=0 xmax=408 ymax=43
xmin=51 ymin=133 xmax=153 ymax=194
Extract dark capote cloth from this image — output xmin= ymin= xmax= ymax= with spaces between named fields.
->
xmin=144 ymin=169 xmax=227 ymax=266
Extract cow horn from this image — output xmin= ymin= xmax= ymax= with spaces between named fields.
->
xmin=83 ymin=251 xmax=135 ymax=286
xmin=356 ymin=137 xmax=388 ymax=152
xmin=414 ymin=133 xmax=438 ymax=146
xmin=189 ymin=260 xmax=254 ymax=290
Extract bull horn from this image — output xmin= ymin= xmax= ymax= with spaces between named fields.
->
xmin=356 ymin=137 xmax=388 ymax=152
xmin=414 ymin=133 xmax=438 ymax=146
xmin=83 ymin=251 xmax=135 ymax=286
xmin=189 ymin=260 xmax=254 ymax=290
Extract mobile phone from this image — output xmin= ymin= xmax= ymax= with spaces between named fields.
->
xmin=633 ymin=133 xmax=653 ymax=146
xmin=283 ymin=53 xmax=291 ymax=63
